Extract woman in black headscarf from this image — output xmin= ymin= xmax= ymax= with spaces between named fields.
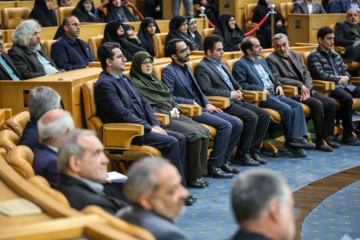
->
xmin=186 ymin=17 xmax=203 ymax=51
xmin=213 ymin=13 xmax=245 ymax=51
xmin=97 ymin=0 xmax=138 ymax=23
xmin=137 ymin=17 xmax=160 ymax=57
xmin=165 ymin=15 xmax=200 ymax=56
xmin=102 ymin=20 xmax=146 ymax=61
xmin=29 ymin=0 xmax=57 ymax=27
xmin=72 ymin=0 xmax=103 ymax=23
xmin=252 ymin=0 xmax=286 ymax=48
xmin=123 ymin=24 xmax=142 ymax=47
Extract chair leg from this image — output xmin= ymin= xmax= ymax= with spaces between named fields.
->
xmin=262 ymin=140 xmax=279 ymax=157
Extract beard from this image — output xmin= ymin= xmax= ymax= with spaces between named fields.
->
xmin=30 ymin=44 xmax=41 ymax=51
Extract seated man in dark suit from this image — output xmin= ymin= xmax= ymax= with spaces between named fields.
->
xmin=0 ymin=29 xmax=22 ymax=80
xmin=51 ymin=16 xmax=94 ymax=71
xmin=9 ymin=19 xmax=60 ymax=80
xmin=56 ymin=129 xmax=128 ymax=213
xmin=334 ymin=0 xmax=360 ymax=13
xmin=231 ymin=169 xmax=295 ymax=240
xmin=293 ymin=0 xmax=326 ymax=14
xmin=267 ymin=33 xmax=339 ymax=152
xmin=334 ymin=9 xmax=360 ymax=62
xmin=161 ymin=39 xmax=245 ymax=175
xmin=308 ymin=26 xmax=360 ymax=146
xmin=194 ymin=34 xmax=270 ymax=165
xmin=233 ymin=36 xmax=315 ymax=157
xmin=19 ymin=86 xmax=62 ymax=150
xmin=117 ymin=157 xmax=190 ymax=240
xmin=94 ymin=42 xmax=195 ymax=205
xmin=33 ymin=109 xmax=74 ymax=188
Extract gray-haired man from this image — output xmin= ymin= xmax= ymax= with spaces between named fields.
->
xmin=231 ymin=169 xmax=295 ymax=240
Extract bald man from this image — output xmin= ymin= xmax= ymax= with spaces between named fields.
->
xmin=32 ymin=109 xmax=75 ymax=187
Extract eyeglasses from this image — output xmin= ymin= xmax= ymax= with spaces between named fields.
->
xmin=229 ymin=18 xmax=236 ymax=22
xmin=142 ymin=60 xmax=153 ymax=65
xmin=177 ymin=46 xmax=190 ymax=54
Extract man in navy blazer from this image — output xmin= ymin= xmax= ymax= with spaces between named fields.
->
xmin=19 ymin=86 xmax=62 ymax=150
xmin=51 ymin=16 xmax=94 ymax=71
xmin=0 ymin=29 xmax=22 ymax=80
xmin=94 ymin=42 xmax=197 ymax=205
xmin=333 ymin=0 xmax=360 ymax=13
xmin=33 ymin=109 xmax=74 ymax=187
xmin=162 ymin=38 xmax=246 ymax=178
xmin=233 ymin=36 xmax=315 ymax=157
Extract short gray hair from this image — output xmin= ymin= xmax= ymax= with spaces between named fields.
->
xmin=124 ymin=157 xmax=169 ymax=206
xmin=231 ymin=169 xmax=290 ymax=223
xmin=271 ymin=33 xmax=288 ymax=44
xmin=38 ymin=110 xmax=75 ymax=142
xmin=28 ymin=86 xmax=61 ymax=121
xmin=12 ymin=19 xmax=41 ymax=46
xmin=57 ymin=129 xmax=96 ymax=172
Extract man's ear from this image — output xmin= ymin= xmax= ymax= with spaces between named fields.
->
xmin=206 ymin=49 xmax=212 ymax=56
xmin=63 ymin=25 xmax=69 ymax=32
xmin=106 ymin=57 xmax=112 ymax=67
xmin=138 ymin=193 xmax=154 ymax=210
xmin=68 ymin=155 xmax=82 ymax=173
xmin=267 ymin=199 xmax=282 ymax=223
xmin=317 ymin=37 xmax=323 ymax=44
xmin=170 ymin=53 xmax=178 ymax=61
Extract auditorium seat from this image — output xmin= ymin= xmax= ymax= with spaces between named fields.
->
xmin=88 ymin=35 xmax=103 ymax=61
xmin=153 ymin=32 xmax=168 ymax=58
xmin=57 ymin=7 xmax=75 ymax=26
xmin=279 ymin=2 xmax=294 ymax=28
xmin=0 ymin=108 xmax=12 ymax=129
xmin=81 ymin=79 xmax=164 ymax=173
xmin=3 ymin=111 xmax=30 ymax=138
xmin=1 ymin=7 xmax=31 ymax=30
xmin=43 ymin=39 xmax=57 ymax=56
xmin=82 ymin=205 xmax=155 ymax=240
xmin=28 ymin=175 xmax=70 ymax=207
xmin=6 ymin=145 xmax=34 ymax=179
xmin=0 ymin=129 xmax=19 ymax=152
xmin=201 ymin=28 xmax=214 ymax=44
xmin=244 ymin=3 xmax=258 ymax=36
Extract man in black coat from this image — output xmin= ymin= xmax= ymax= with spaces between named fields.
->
xmin=0 ymin=29 xmax=22 ymax=81
xmin=56 ymin=129 xmax=128 ymax=214
xmin=335 ymin=8 xmax=360 ymax=62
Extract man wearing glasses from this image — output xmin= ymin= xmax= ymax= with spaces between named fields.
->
xmin=162 ymin=38 xmax=244 ymax=179
xmin=0 ymin=29 xmax=22 ymax=80
xmin=51 ymin=15 xmax=94 ymax=71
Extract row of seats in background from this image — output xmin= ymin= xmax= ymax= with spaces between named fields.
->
xmin=0 ymin=110 xmax=157 ymax=240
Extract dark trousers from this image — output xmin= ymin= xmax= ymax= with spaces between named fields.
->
xmin=329 ymin=86 xmax=360 ymax=134
xmin=292 ymin=91 xmax=337 ymax=138
xmin=224 ymin=101 xmax=270 ymax=155
xmin=134 ymin=130 xmax=187 ymax=185
xmin=259 ymin=92 xmax=308 ymax=142
xmin=186 ymin=138 xmax=209 ymax=178
xmin=193 ymin=111 xmax=243 ymax=167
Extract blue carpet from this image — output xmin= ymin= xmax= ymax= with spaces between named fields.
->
xmin=176 ymin=143 xmax=360 ymax=240
xmin=301 ymin=180 xmax=360 ymax=239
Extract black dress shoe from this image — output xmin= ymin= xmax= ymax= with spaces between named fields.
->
xmin=251 ymin=153 xmax=267 ymax=165
xmin=188 ymin=195 xmax=197 ymax=202
xmin=207 ymin=164 xmax=234 ymax=178
xmin=185 ymin=196 xmax=194 ymax=206
xmin=199 ymin=179 xmax=210 ymax=187
xmin=324 ymin=137 xmax=340 ymax=148
xmin=220 ymin=163 xmax=240 ymax=174
xmin=232 ymin=153 xmax=260 ymax=166
xmin=187 ymin=179 xmax=205 ymax=188
xmin=288 ymin=137 xmax=316 ymax=149
xmin=341 ymin=134 xmax=360 ymax=146
xmin=315 ymin=139 xmax=333 ymax=152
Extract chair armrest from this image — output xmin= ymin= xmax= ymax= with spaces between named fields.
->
xmin=312 ymin=80 xmax=335 ymax=95
xmin=154 ymin=113 xmax=169 ymax=125
xmin=283 ymin=85 xmax=298 ymax=98
xmin=207 ymin=96 xmax=230 ymax=109
xmin=350 ymin=77 xmax=360 ymax=86
xmin=242 ymin=90 xmax=266 ymax=105
xmin=179 ymin=104 xmax=195 ymax=117
xmin=334 ymin=46 xmax=345 ymax=55
xmin=103 ymin=123 xmax=144 ymax=150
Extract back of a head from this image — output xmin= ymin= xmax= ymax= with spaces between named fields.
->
xmin=124 ymin=157 xmax=169 ymax=207
xmin=38 ymin=110 xmax=75 ymax=142
xmin=57 ymin=128 xmax=95 ymax=173
xmin=231 ymin=169 xmax=289 ymax=224
xmin=28 ymin=86 xmax=61 ymax=122
xmin=12 ymin=19 xmax=41 ymax=46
